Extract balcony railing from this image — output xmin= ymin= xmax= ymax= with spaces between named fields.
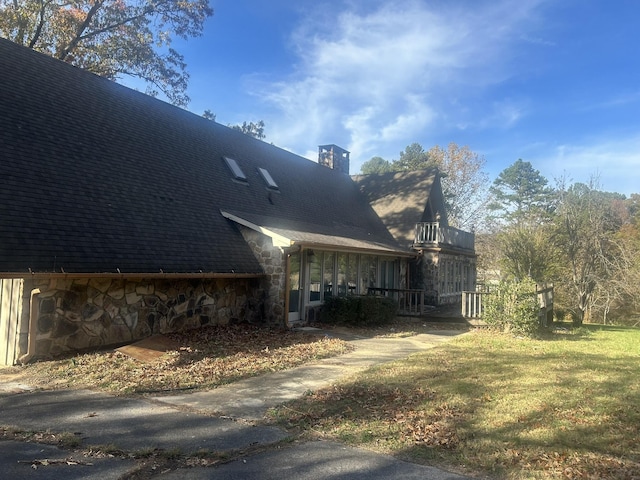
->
xmin=413 ymin=222 xmax=475 ymax=252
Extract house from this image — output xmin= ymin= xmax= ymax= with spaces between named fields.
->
xmin=353 ymin=170 xmax=477 ymax=306
xmin=0 ymin=38 xmax=418 ymax=365
xmin=0 ymin=38 xmax=475 ymax=366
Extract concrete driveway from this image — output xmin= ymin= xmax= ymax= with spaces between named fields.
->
xmin=0 ymin=328 xmax=472 ymax=479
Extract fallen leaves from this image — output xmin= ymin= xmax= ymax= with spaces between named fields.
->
xmin=16 ymin=324 xmax=353 ymax=395
xmin=525 ymin=451 xmax=640 ymax=480
xmin=276 ymin=379 xmax=460 ymax=450
xmin=19 ymin=457 xmax=94 ymax=468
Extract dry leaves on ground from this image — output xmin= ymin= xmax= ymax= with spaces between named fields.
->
xmin=11 ymin=324 xmax=353 ymax=395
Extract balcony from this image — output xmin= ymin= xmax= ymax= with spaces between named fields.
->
xmin=413 ymin=222 xmax=475 ymax=252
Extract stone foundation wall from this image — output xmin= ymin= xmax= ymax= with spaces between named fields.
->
xmin=19 ymin=276 xmax=265 ymax=360
xmin=237 ymin=228 xmax=286 ymax=324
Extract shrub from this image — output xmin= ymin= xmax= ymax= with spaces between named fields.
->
xmin=320 ymin=295 xmax=398 ymax=327
xmin=483 ymin=279 xmax=541 ymax=337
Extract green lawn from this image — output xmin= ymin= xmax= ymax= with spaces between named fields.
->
xmin=270 ymin=325 xmax=640 ymax=479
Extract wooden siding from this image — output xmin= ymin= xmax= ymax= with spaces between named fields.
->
xmin=0 ymin=278 xmax=23 ymax=366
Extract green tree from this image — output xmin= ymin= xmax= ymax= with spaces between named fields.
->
xmin=202 ymin=113 xmax=266 ymax=140
xmin=0 ymin=0 xmax=213 ymax=107
xmin=498 ymin=223 xmax=560 ymax=283
xmin=488 ymin=159 xmax=555 ymax=224
xmin=202 ymin=110 xmax=216 ymax=121
xmin=360 ymin=156 xmax=393 ymax=174
xmin=488 ymin=160 xmax=557 ymax=286
xmin=610 ymin=211 xmax=640 ymax=323
xmin=395 ymin=142 xmax=434 ymax=170
xmin=230 ymin=120 xmax=266 ymax=140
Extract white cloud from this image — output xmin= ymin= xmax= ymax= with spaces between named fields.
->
xmin=251 ymin=0 xmax=548 ymax=171
xmin=532 ymin=135 xmax=640 ymax=195
xmin=578 ymin=90 xmax=640 ymax=112
xmin=483 ymin=100 xmax=527 ymax=130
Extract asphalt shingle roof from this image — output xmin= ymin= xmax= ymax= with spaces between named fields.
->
xmin=0 ymin=38 xmax=403 ymax=275
xmin=352 ymin=170 xmax=447 ymax=249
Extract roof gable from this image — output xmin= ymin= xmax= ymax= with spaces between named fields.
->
xmin=0 ymin=39 xmax=402 ymax=275
xmin=352 ymin=169 xmax=449 ymax=248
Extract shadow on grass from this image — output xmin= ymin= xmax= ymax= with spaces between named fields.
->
xmin=274 ymin=330 xmax=640 ymax=478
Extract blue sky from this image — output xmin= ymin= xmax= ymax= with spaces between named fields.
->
xmin=164 ymin=0 xmax=639 ymax=196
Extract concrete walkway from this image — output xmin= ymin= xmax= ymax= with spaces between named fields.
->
xmin=151 ymin=328 xmax=463 ymax=421
xmin=0 ymin=329 xmax=472 ymax=479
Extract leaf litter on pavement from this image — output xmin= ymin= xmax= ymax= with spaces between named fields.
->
xmin=7 ymin=324 xmax=354 ymax=395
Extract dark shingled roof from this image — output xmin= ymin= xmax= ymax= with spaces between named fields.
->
xmin=352 ymin=170 xmax=448 ymax=249
xmin=0 ymin=38 xmax=403 ymax=275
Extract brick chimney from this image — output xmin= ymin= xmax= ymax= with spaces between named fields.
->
xmin=318 ymin=144 xmax=350 ymax=175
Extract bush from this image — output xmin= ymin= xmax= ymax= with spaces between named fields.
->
xmin=484 ymin=279 xmax=541 ymax=337
xmin=320 ymin=295 xmax=398 ymax=327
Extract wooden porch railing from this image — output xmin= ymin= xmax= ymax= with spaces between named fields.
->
xmin=461 ymin=284 xmax=554 ymax=325
xmin=413 ymin=222 xmax=475 ymax=251
xmin=461 ymin=290 xmax=485 ymax=319
xmin=367 ymin=287 xmax=428 ymax=316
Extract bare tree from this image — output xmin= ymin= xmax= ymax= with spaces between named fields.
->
xmin=554 ymin=177 xmax=625 ymax=325
xmin=427 ymin=143 xmax=489 ymax=230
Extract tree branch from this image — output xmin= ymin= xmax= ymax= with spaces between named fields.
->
xmin=57 ymin=0 xmax=106 ymax=59
xmin=28 ymin=0 xmax=54 ymax=48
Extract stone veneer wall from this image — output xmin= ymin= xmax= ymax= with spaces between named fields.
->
xmin=18 ymin=276 xmax=265 ymax=360
xmin=236 ymin=227 xmax=286 ymax=324
xmin=399 ymin=258 xmax=409 ymax=290
xmin=416 ymin=251 xmax=477 ymax=306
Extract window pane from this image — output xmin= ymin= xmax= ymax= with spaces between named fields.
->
xmin=323 ymin=252 xmax=334 ymax=299
xmin=289 ymin=253 xmax=300 ymax=313
xmin=337 ymin=253 xmax=348 ymax=297
xmin=347 ymin=254 xmax=357 ymax=295
xmin=369 ymin=257 xmax=377 ymax=288
xmin=359 ymin=255 xmax=377 ymax=293
xmin=309 ymin=251 xmax=321 ymax=302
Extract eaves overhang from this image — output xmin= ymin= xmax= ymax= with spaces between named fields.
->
xmin=0 ymin=271 xmax=264 ymax=279
xmin=221 ymin=210 xmax=415 ymax=257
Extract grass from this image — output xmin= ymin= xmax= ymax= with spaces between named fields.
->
xmin=3 ymin=319 xmax=637 ymax=478
xmin=0 ymin=323 xmax=353 ymax=395
xmin=269 ymin=324 xmax=640 ymax=479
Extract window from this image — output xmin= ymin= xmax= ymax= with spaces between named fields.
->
xmin=223 ymin=156 xmax=248 ymax=182
xmin=309 ymin=252 xmax=322 ymax=302
xmin=258 ymin=167 xmax=279 ymax=190
xmin=359 ymin=255 xmax=377 ymax=294
xmin=302 ymin=250 xmax=398 ymax=303
xmin=323 ymin=252 xmax=335 ymax=298
xmin=347 ymin=255 xmax=358 ymax=295
xmin=380 ymin=260 xmax=396 ymax=290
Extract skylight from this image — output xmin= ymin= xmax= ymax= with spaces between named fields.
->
xmin=224 ymin=156 xmax=247 ymax=182
xmin=258 ymin=167 xmax=279 ymax=190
